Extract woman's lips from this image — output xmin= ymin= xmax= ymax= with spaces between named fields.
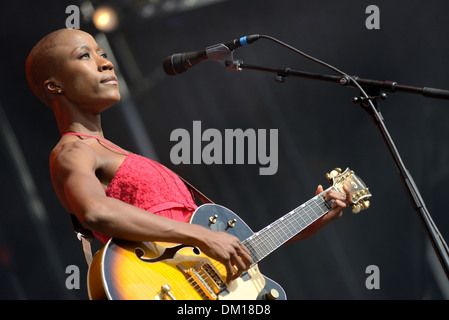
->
xmin=100 ymin=75 xmax=118 ymax=84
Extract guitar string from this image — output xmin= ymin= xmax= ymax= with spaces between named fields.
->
xmin=169 ymin=265 xmax=226 ymax=300
xmin=243 ymin=192 xmax=332 ymax=263
xmin=245 ymin=201 xmax=311 ymax=261
xmin=249 ymin=202 xmax=313 ymax=259
xmin=169 ymin=272 xmax=209 ymax=299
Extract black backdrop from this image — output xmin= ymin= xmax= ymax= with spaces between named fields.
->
xmin=1 ymin=0 xmax=449 ymax=300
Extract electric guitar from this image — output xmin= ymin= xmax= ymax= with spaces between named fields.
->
xmin=87 ymin=167 xmax=372 ymax=300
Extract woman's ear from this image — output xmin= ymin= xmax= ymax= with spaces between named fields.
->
xmin=44 ymin=79 xmax=63 ymax=95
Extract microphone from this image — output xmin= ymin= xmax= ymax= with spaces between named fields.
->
xmin=162 ymin=34 xmax=260 ymax=76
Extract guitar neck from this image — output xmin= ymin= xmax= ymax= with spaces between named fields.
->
xmin=243 ymin=187 xmax=334 ymax=266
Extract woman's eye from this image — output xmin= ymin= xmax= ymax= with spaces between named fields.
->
xmin=77 ymin=52 xmax=108 ymax=60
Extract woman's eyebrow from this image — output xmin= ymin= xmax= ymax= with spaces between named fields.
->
xmin=71 ymin=44 xmax=104 ymax=56
xmin=71 ymin=45 xmax=89 ymax=54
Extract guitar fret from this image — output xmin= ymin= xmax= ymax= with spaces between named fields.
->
xmin=285 ymin=212 xmax=302 ymax=237
xmin=244 ymin=190 xmax=334 ymax=265
xmin=266 ymin=226 xmax=282 ymax=249
xmin=275 ymin=217 xmax=291 ymax=239
xmin=292 ymin=209 xmax=308 ymax=230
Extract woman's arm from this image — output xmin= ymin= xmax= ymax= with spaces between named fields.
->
xmin=50 ymin=141 xmax=251 ymax=282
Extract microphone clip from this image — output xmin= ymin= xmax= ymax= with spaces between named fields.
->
xmin=351 ymin=92 xmax=387 ymax=107
xmin=206 ymin=43 xmax=242 ymax=71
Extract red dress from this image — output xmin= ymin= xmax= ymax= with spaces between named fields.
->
xmin=62 ymin=133 xmax=197 ymax=243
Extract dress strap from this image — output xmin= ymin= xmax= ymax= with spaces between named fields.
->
xmin=62 ymin=132 xmax=129 ymax=155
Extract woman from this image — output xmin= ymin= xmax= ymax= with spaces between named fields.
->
xmin=25 ymin=28 xmax=351 ymax=284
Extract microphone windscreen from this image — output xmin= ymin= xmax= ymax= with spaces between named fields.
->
xmin=162 ymin=54 xmax=186 ymax=76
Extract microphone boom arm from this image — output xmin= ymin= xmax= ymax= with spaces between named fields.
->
xmin=237 ymin=63 xmax=449 ymax=100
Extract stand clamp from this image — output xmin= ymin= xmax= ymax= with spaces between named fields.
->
xmin=351 ymin=92 xmax=388 ymax=107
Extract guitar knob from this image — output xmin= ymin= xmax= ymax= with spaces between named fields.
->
xmin=156 ymin=284 xmax=176 ymax=300
xmin=263 ymin=289 xmax=280 ymax=300
xmin=209 ymin=215 xmax=218 ymax=225
xmin=225 ymin=219 xmax=236 ymax=230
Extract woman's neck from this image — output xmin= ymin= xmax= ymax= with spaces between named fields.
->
xmin=55 ymin=104 xmax=104 ymax=138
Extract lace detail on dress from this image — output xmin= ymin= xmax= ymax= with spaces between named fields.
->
xmin=95 ymin=154 xmax=197 ymax=243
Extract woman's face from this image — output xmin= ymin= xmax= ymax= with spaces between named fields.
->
xmin=50 ymin=29 xmax=120 ymax=112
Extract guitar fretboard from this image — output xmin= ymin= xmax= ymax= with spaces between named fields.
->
xmin=243 ymin=188 xmax=334 ymax=266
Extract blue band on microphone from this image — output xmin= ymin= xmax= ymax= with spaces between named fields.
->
xmin=239 ymin=36 xmax=248 ymax=46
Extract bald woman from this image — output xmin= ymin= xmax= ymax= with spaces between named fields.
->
xmin=25 ymin=29 xmax=351 ymax=284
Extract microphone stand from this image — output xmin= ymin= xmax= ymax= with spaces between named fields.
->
xmin=233 ymin=62 xmax=449 ymax=280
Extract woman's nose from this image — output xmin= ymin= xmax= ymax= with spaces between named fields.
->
xmin=98 ymin=56 xmax=113 ymax=71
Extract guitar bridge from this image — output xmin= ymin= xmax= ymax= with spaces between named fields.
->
xmin=177 ymin=262 xmax=226 ymax=300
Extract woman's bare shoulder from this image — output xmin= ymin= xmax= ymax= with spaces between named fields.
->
xmin=49 ymin=137 xmax=97 ymax=179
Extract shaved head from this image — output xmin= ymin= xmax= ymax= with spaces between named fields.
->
xmin=25 ymin=29 xmax=91 ymax=106
xmin=26 ymin=29 xmax=120 ymax=112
